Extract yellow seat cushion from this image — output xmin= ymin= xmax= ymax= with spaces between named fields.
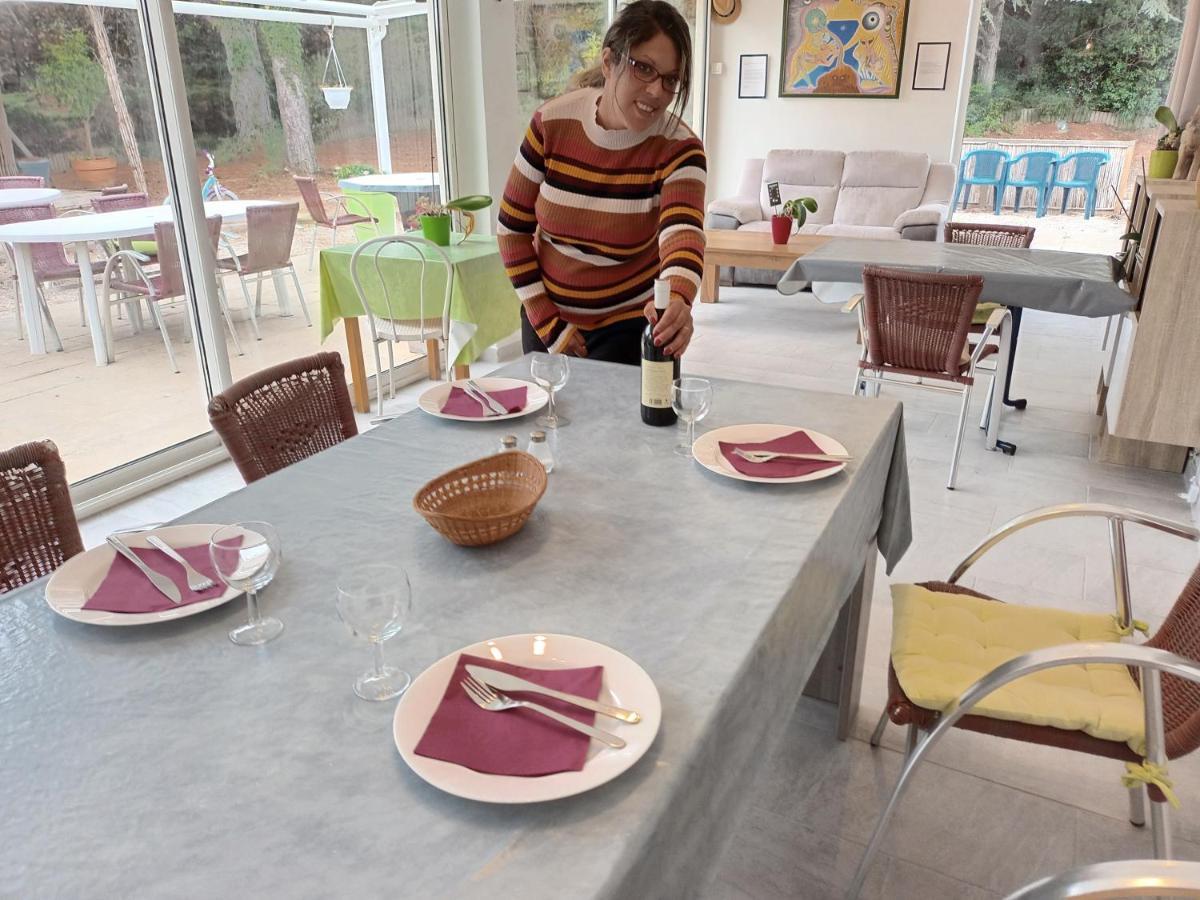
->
xmin=891 ymin=584 xmax=1145 ymax=753
xmin=972 ymin=302 xmax=1003 ymax=326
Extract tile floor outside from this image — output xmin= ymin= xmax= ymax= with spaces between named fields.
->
xmin=74 ymin=269 xmax=1200 ymax=897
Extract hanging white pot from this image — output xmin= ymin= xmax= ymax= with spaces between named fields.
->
xmin=321 ymin=23 xmax=353 ymax=110
xmin=321 ymin=85 xmax=353 ymax=110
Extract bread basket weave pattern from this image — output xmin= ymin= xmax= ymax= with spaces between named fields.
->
xmin=413 ymin=451 xmax=548 ymax=546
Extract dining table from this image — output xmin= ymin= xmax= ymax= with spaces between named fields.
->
xmin=0 ymin=199 xmax=280 ymax=364
xmin=318 ymin=234 xmax=522 ymax=411
xmin=1 ymin=356 xmax=910 ymax=898
xmin=0 ymin=187 xmax=61 ymax=209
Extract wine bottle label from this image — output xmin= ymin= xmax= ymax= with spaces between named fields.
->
xmin=641 ymin=360 xmax=674 ymax=409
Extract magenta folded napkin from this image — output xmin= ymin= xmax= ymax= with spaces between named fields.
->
xmin=414 ymin=653 xmax=605 ymax=777
xmin=82 ymin=539 xmax=239 ymax=614
xmin=718 ymin=430 xmax=843 ymax=479
xmin=440 ymin=385 xmax=528 ymax=417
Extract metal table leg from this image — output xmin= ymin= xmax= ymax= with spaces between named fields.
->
xmin=985 ymin=311 xmax=1017 ymax=455
xmin=1003 ymin=306 xmax=1027 ymax=410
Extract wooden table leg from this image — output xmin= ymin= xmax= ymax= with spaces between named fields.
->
xmin=803 ymin=540 xmax=877 ymax=741
xmin=426 ymin=339 xmax=442 ymax=381
xmin=342 ymin=317 xmax=370 ymax=413
xmin=701 ymin=260 xmax=719 ymax=303
xmin=452 ymin=363 xmax=470 ymax=380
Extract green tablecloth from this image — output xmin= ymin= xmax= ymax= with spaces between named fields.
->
xmin=318 ymin=234 xmax=520 ymax=366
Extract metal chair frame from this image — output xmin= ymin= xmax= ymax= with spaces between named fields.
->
xmin=349 ymin=235 xmax=453 ymax=418
xmin=1003 ymin=859 xmax=1200 ymax=899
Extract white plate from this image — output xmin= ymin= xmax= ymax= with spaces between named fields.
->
xmin=394 ymin=633 xmax=661 ymax=803
xmin=692 ymin=423 xmax=849 ymax=484
xmin=44 ymin=524 xmax=250 ymax=626
xmin=417 ymin=377 xmax=548 ymax=422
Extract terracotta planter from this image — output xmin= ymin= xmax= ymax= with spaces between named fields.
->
xmin=770 ymin=214 xmax=793 ymax=245
xmin=71 ymin=156 xmax=117 ymax=189
xmin=1148 ymin=150 xmax=1179 ymax=179
xmin=420 ymin=214 xmax=451 ymax=246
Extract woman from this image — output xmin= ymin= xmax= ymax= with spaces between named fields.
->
xmin=497 ymin=0 xmax=706 ymax=365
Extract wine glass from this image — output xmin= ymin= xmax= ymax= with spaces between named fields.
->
xmin=530 ymin=352 xmax=570 ymax=428
xmin=209 ymin=522 xmax=284 ymax=646
xmin=335 ymin=564 xmax=413 ymax=701
xmin=672 ymin=377 xmax=713 ymax=457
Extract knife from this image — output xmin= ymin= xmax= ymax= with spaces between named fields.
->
xmin=465 ymin=380 xmax=510 ymax=417
xmin=106 ymin=535 xmax=182 ymax=604
xmin=466 ymin=664 xmax=641 ymax=724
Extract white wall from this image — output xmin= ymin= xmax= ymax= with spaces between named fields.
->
xmin=705 ymin=0 xmax=979 ymax=200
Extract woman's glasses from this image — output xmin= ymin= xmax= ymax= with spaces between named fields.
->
xmin=625 ymin=55 xmax=682 ymax=95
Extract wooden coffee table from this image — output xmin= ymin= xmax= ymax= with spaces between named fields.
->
xmin=701 ymin=229 xmax=831 ymax=302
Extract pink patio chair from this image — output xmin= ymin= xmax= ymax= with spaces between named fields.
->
xmin=0 ymin=176 xmax=46 ymax=189
xmin=90 ymin=191 xmax=158 ymax=265
xmin=293 ymin=175 xmax=379 ymax=271
xmin=217 ymin=202 xmax=308 ymax=339
xmin=0 ymin=203 xmax=106 ymax=350
xmin=99 ymin=215 xmax=245 ymax=371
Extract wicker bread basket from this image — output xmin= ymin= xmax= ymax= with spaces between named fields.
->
xmin=413 ymin=451 xmax=548 ymax=547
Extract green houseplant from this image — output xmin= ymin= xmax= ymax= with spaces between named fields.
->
xmin=415 ymin=194 xmax=493 ymax=246
xmin=1149 ymin=105 xmax=1182 ymax=179
xmin=35 ymin=30 xmax=113 ymax=188
xmin=770 ymin=196 xmax=818 ymax=245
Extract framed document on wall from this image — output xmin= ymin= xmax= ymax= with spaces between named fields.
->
xmin=912 ymin=42 xmax=951 ymax=91
xmin=739 ymin=54 xmax=768 ymax=99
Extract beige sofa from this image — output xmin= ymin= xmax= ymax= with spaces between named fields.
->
xmin=706 ymin=149 xmax=955 ymax=286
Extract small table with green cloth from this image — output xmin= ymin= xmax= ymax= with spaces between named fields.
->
xmin=318 ymin=233 xmax=521 ymax=412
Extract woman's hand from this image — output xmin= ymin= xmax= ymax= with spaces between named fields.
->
xmin=644 ymin=295 xmax=694 ymax=358
xmin=561 ymin=327 xmax=588 ymax=357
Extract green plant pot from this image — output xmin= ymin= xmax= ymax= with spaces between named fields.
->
xmin=420 ymin=214 xmax=452 ymax=246
xmin=1148 ymin=150 xmax=1179 ymax=179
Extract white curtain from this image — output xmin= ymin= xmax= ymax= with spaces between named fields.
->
xmin=1168 ymin=0 xmax=1200 ymax=122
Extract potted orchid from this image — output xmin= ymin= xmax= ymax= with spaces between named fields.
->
xmin=414 ymin=194 xmax=493 ymax=246
xmin=771 ymin=196 xmax=818 ymax=245
xmin=1149 ymin=105 xmax=1182 ymax=179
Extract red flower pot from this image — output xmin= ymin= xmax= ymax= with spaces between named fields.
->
xmin=770 ymin=214 xmax=793 ymax=245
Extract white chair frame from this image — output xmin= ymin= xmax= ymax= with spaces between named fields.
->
xmin=349 ymin=235 xmax=453 ymax=419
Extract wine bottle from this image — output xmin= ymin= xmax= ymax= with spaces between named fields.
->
xmin=641 ymin=279 xmax=681 ymax=426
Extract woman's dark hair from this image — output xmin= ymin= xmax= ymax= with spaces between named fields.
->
xmin=570 ymin=0 xmax=693 ymax=125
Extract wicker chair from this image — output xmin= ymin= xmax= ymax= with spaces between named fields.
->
xmin=99 ymin=183 xmax=130 ymax=195
xmin=0 ymin=175 xmax=46 ymax=189
xmin=208 ymin=352 xmax=359 ymax=483
xmin=870 ymin=504 xmax=1200 ymax=857
xmin=293 ymin=175 xmax=380 ymax=271
xmin=1 ymin=440 xmax=83 ymax=593
xmin=217 ymin=201 xmax=308 ymax=337
xmin=851 ymin=265 xmax=1008 ymax=489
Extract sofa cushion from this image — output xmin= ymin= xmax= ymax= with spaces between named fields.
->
xmin=834 ymin=151 xmax=930 ymax=227
xmin=760 ymin=150 xmax=843 ymax=225
xmin=815 ymin=223 xmax=901 ymax=240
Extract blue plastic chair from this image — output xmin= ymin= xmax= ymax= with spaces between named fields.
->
xmin=1003 ymin=151 xmax=1058 ymax=217
xmin=953 ymin=149 xmax=1010 ymax=214
xmin=1050 ymin=152 xmax=1109 ymax=219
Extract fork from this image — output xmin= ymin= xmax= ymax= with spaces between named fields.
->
xmin=145 ymin=535 xmax=216 ymax=592
xmin=460 ymin=675 xmax=627 ymax=749
xmin=465 ymin=380 xmax=509 ymax=417
xmin=733 ymin=449 xmax=852 ymax=464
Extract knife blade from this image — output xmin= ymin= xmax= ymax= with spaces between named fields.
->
xmin=466 ymin=664 xmax=641 ymax=724
xmin=465 ymin=380 xmax=510 ymax=417
xmin=106 ymin=535 xmax=183 ymax=604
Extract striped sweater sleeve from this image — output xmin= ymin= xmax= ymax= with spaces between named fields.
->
xmin=497 ymin=111 xmax=572 ymax=351
xmin=658 ymin=138 xmax=707 ymax=306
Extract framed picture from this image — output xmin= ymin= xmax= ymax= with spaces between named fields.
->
xmin=738 ymin=54 xmax=769 ymax=99
xmin=912 ymin=42 xmax=951 ymax=91
xmin=778 ymin=0 xmax=911 ymax=99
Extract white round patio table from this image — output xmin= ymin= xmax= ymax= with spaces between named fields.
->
xmin=336 ymin=172 xmax=440 ymax=194
xmin=0 ymin=199 xmax=278 ymax=364
xmin=0 ymin=187 xmax=61 ymax=209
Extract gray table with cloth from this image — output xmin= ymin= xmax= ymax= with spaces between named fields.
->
xmin=0 ymin=356 xmax=910 ymax=898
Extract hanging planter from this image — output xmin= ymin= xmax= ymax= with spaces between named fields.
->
xmin=320 ymin=24 xmax=353 ymax=110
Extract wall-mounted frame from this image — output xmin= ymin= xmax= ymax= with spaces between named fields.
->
xmin=738 ymin=53 xmax=769 ymax=98
xmin=779 ymin=0 xmax=911 ymax=99
xmin=912 ymin=41 xmax=951 ymax=91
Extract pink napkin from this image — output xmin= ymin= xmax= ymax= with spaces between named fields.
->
xmin=414 ymin=653 xmax=604 ymax=777
xmin=82 ymin=539 xmax=239 ymax=614
xmin=718 ymin=430 xmax=843 ymax=479
xmin=440 ymin=385 xmax=528 ymax=418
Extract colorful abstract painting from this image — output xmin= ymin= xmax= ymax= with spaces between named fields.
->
xmin=779 ymin=0 xmax=910 ymax=98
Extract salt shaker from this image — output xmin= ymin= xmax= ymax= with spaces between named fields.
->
xmin=527 ymin=431 xmax=555 ymax=473
xmin=498 ymin=435 xmax=518 ymax=453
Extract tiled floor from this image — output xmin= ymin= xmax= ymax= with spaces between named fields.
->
xmin=77 ymin=282 xmax=1199 ymax=899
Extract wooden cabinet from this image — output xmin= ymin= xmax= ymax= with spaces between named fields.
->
xmin=1098 ymin=178 xmax=1200 ymax=471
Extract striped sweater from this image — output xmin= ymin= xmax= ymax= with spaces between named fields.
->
xmin=497 ymin=88 xmax=707 ymax=353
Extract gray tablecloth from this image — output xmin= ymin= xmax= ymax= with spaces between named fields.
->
xmin=0 ymin=357 xmax=910 ymax=898
xmin=779 ymin=237 xmax=1133 ymax=317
